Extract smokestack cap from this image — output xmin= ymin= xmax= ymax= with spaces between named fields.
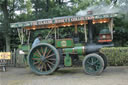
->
xmin=87 ymin=11 xmax=93 ymax=15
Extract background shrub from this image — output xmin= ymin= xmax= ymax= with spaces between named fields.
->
xmin=100 ymin=47 xmax=128 ymax=66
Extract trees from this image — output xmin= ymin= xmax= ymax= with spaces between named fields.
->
xmin=0 ymin=0 xmax=128 ymax=51
xmin=0 ymin=0 xmax=11 ymax=51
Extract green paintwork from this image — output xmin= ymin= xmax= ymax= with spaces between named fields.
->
xmin=41 ymin=39 xmax=53 ymax=44
xmin=63 ymin=46 xmax=85 ymax=66
xmin=99 ymin=29 xmax=110 ymax=34
xmin=63 ymin=48 xmax=74 ymax=53
xmin=75 ymin=43 xmax=83 ymax=46
xmin=19 ymin=45 xmax=30 ymax=52
xmin=64 ymin=53 xmax=72 ymax=66
xmin=56 ymin=39 xmax=74 ymax=48
xmin=75 ymin=46 xmax=84 ymax=55
xmin=63 ymin=46 xmax=85 ymax=55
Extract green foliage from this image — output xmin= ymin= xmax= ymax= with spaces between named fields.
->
xmin=113 ymin=28 xmax=128 ymax=47
xmin=113 ymin=17 xmax=128 ymax=47
xmin=100 ymin=47 xmax=128 ymax=66
xmin=0 ymin=0 xmax=128 ymax=51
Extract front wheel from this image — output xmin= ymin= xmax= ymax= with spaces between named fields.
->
xmin=83 ymin=53 xmax=104 ymax=75
xmin=97 ymin=52 xmax=107 ymax=70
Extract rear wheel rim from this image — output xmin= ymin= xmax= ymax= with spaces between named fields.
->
xmin=28 ymin=44 xmax=59 ymax=75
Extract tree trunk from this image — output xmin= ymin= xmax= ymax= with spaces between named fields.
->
xmin=46 ymin=0 xmax=49 ymax=12
xmin=1 ymin=0 xmax=11 ymax=52
xmin=35 ymin=0 xmax=39 ymax=19
xmin=5 ymin=34 xmax=10 ymax=52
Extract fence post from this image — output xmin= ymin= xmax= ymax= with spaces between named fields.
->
xmin=14 ymin=49 xmax=16 ymax=67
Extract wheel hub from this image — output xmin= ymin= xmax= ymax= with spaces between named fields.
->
xmin=41 ymin=56 xmax=47 ymax=62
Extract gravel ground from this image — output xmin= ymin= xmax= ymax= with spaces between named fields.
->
xmin=0 ymin=66 xmax=128 ymax=85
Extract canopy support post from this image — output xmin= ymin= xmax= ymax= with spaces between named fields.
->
xmin=108 ymin=18 xmax=114 ymax=40
xmin=21 ymin=28 xmax=24 ymax=44
xmin=27 ymin=31 xmax=31 ymax=45
xmin=75 ymin=25 xmax=78 ymax=34
xmin=84 ymin=23 xmax=87 ymax=43
xmin=45 ymin=28 xmax=54 ymax=40
xmin=55 ymin=27 xmax=56 ymax=40
xmin=17 ymin=28 xmax=24 ymax=45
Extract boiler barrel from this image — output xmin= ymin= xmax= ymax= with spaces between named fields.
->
xmin=63 ymin=44 xmax=113 ymax=55
xmin=63 ymin=46 xmax=85 ymax=55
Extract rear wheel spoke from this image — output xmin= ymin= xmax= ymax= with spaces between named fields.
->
xmin=43 ymin=47 xmax=47 ymax=56
xmin=32 ymin=58 xmax=40 ymax=60
xmin=47 ymin=63 xmax=52 ymax=70
xmin=40 ymin=63 xmax=44 ymax=72
xmin=37 ymin=49 xmax=42 ymax=56
xmin=33 ymin=61 xmax=40 ymax=65
xmin=41 ymin=47 xmax=44 ymax=54
xmin=46 ymin=54 xmax=55 ymax=59
xmin=46 ymin=49 xmax=52 ymax=57
xmin=48 ymin=58 xmax=56 ymax=61
xmin=43 ymin=63 xmax=47 ymax=71
xmin=37 ymin=61 xmax=42 ymax=68
xmin=34 ymin=52 xmax=40 ymax=57
xmin=47 ymin=60 xmax=55 ymax=66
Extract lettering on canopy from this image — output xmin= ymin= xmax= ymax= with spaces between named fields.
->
xmin=10 ymin=13 xmax=118 ymax=28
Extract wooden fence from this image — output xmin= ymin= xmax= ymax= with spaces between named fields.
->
xmin=0 ymin=49 xmax=26 ymax=67
xmin=5 ymin=51 xmax=16 ymax=67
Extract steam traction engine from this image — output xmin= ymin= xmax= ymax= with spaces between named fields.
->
xmin=10 ymin=12 xmax=118 ymax=75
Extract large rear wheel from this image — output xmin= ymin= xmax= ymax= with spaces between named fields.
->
xmin=28 ymin=43 xmax=60 ymax=75
xmin=83 ymin=53 xmax=104 ymax=75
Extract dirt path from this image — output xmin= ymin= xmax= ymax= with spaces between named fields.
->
xmin=0 ymin=66 xmax=128 ymax=85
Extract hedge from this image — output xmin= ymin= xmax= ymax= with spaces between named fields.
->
xmin=100 ymin=47 xmax=128 ymax=66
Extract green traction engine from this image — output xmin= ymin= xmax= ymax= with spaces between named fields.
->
xmin=10 ymin=12 xmax=118 ymax=75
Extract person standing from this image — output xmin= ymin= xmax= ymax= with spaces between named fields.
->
xmin=32 ymin=34 xmax=42 ymax=48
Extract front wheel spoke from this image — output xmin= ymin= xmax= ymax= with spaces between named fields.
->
xmin=46 ymin=54 xmax=55 ymax=59
xmin=91 ymin=57 xmax=94 ymax=64
xmin=94 ymin=64 xmax=100 ymax=67
xmin=93 ymin=60 xmax=99 ymax=65
xmin=87 ymin=61 xmax=91 ymax=65
xmin=94 ymin=65 xmax=99 ymax=71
